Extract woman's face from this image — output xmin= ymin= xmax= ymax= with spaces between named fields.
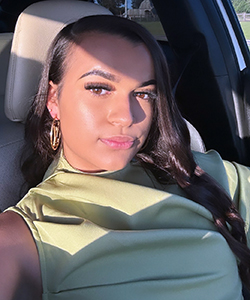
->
xmin=47 ymin=33 xmax=155 ymax=172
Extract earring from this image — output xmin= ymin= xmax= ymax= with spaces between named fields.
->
xmin=50 ymin=118 xmax=61 ymax=151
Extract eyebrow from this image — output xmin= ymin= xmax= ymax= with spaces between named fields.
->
xmin=79 ymin=69 xmax=120 ymax=82
xmin=139 ymin=79 xmax=157 ymax=88
xmin=79 ymin=68 xmax=156 ymax=87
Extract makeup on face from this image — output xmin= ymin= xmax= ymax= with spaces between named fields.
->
xmin=47 ymin=33 xmax=156 ymax=173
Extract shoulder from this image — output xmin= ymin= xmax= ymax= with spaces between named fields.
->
xmin=223 ymin=161 xmax=250 ymax=245
xmin=0 ymin=211 xmax=42 ymax=300
xmin=193 ymin=150 xmax=249 ymax=197
xmin=193 ymin=149 xmax=250 ymax=183
xmin=193 ymin=150 xmax=231 ymax=192
xmin=193 ymin=150 xmax=250 ymax=244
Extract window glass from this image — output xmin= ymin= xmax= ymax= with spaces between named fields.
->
xmin=217 ymin=0 xmax=246 ymax=70
xmin=94 ymin=0 xmax=166 ymax=41
xmin=231 ymin=0 xmax=250 ymax=48
xmin=0 ymin=0 xmax=166 ymax=40
xmin=127 ymin=0 xmax=166 ymax=41
xmin=235 ymin=13 xmax=250 ymax=49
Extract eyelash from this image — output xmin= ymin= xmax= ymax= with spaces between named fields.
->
xmin=133 ymin=90 xmax=157 ymax=101
xmin=84 ymin=83 xmax=157 ymax=101
xmin=84 ymin=82 xmax=113 ymax=96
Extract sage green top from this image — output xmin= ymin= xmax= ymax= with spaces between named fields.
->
xmin=7 ymin=150 xmax=250 ymax=300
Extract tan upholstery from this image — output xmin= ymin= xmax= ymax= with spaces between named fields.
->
xmin=4 ymin=0 xmax=111 ymax=122
xmin=0 ymin=1 xmax=112 ymax=211
xmin=0 ymin=32 xmax=12 ymax=121
xmin=0 ymin=33 xmax=12 ymax=100
xmin=186 ymin=120 xmax=205 ymax=152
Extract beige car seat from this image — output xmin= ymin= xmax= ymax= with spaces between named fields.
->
xmin=0 ymin=0 xmax=111 ymax=211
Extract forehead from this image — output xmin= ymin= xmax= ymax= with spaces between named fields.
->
xmin=65 ymin=32 xmax=155 ymax=81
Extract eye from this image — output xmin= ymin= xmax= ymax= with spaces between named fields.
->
xmin=133 ymin=91 xmax=157 ymax=101
xmin=90 ymin=87 xmax=108 ymax=95
xmin=84 ymin=83 xmax=113 ymax=96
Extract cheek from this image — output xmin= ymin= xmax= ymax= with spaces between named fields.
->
xmin=133 ymin=98 xmax=153 ymax=128
xmin=143 ymin=104 xmax=153 ymax=133
xmin=59 ymin=87 xmax=95 ymax=123
xmin=58 ymin=97 xmax=98 ymax=143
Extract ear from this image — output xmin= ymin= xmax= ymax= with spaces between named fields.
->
xmin=47 ymin=81 xmax=60 ymax=119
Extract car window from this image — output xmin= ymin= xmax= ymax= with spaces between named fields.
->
xmin=235 ymin=11 xmax=250 ymax=49
xmin=94 ymin=0 xmax=166 ymax=41
xmin=0 ymin=0 xmax=166 ymax=40
xmin=217 ymin=0 xmax=247 ymax=70
xmin=127 ymin=0 xmax=166 ymax=41
xmin=230 ymin=0 xmax=250 ymax=52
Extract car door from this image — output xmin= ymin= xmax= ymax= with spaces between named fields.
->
xmin=152 ymin=0 xmax=250 ymax=166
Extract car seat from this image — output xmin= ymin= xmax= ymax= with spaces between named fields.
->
xmin=0 ymin=0 xmax=112 ymax=211
xmin=0 ymin=0 xmax=205 ymax=212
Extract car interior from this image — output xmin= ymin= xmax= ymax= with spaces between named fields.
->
xmin=0 ymin=0 xmax=250 ymax=298
xmin=0 ymin=1 xmax=113 ymax=211
xmin=0 ymin=0 xmax=206 ymax=212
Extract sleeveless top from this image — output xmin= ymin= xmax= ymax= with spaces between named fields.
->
xmin=6 ymin=150 xmax=250 ymax=300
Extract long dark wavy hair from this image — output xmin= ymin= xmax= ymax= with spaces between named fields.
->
xmin=22 ymin=15 xmax=250 ymax=289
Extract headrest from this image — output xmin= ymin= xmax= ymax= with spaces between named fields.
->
xmin=4 ymin=1 xmax=112 ymax=122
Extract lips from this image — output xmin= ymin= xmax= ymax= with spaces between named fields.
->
xmin=100 ymin=136 xmax=135 ymax=150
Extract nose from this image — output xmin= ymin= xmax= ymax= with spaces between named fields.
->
xmin=107 ymin=94 xmax=134 ymax=127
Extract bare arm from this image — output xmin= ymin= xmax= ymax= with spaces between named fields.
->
xmin=0 ymin=211 xmax=42 ymax=300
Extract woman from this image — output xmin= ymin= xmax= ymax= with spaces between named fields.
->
xmin=0 ymin=15 xmax=250 ymax=299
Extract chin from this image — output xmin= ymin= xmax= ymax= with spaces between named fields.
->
xmin=102 ymin=158 xmax=132 ymax=172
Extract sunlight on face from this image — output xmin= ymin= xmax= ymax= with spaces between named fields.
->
xmin=47 ymin=33 xmax=155 ymax=172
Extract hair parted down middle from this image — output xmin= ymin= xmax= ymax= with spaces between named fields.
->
xmin=22 ymin=15 xmax=250 ymax=290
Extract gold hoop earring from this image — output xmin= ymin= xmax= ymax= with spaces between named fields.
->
xmin=50 ymin=118 xmax=61 ymax=151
